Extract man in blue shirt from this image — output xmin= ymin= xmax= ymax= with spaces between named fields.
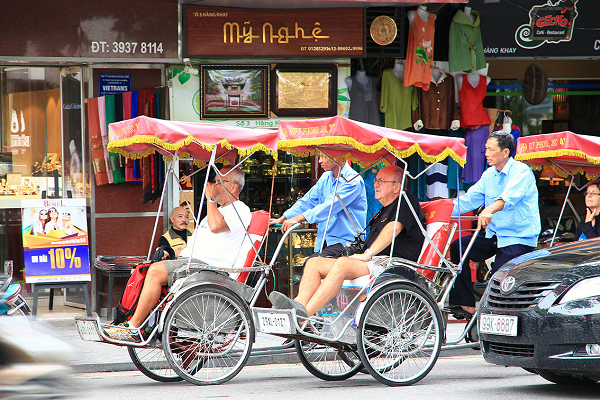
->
xmin=270 ymin=155 xmax=367 ymax=254
xmin=447 ymin=130 xmax=540 ymax=319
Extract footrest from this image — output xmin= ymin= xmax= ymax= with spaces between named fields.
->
xmin=251 ymin=307 xmax=354 ymax=348
xmin=74 ymin=316 xmax=144 ymax=346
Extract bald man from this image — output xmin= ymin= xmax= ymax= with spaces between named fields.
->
xmin=270 ymin=166 xmax=425 ymax=318
xmin=158 ymin=206 xmax=192 ymax=256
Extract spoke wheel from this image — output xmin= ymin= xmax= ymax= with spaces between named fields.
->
xmin=163 ymin=286 xmax=254 ymax=385
xmin=357 ymin=283 xmax=442 ymax=386
xmin=295 ymin=338 xmax=362 ymax=381
xmin=128 ymin=345 xmax=182 ymax=382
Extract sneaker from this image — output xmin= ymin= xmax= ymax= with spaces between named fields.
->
xmin=102 ymin=322 xmax=142 ymax=342
xmin=268 ymin=291 xmax=307 ymax=318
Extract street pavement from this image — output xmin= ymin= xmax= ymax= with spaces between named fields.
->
xmin=24 ymin=292 xmax=479 ymax=374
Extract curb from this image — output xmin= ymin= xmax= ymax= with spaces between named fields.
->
xmin=71 ymin=351 xmax=301 ymax=374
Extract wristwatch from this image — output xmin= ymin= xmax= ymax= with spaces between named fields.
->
xmin=207 ymin=198 xmax=217 ymax=203
xmin=365 ymin=248 xmax=375 ymax=259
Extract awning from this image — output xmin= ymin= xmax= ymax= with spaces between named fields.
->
xmin=107 ymin=115 xmax=279 ymax=164
xmin=516 ymin=131 xmax=600 ymax=178
xmin=277 ymin=116 xmax=467 ymax=167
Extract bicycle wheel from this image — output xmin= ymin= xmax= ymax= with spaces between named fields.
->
xmin=162 ymin=286 xmax=254 ymax=385
xmin=357 ymin=282 xmax=443 ymax=386
xmin=128 ymin=345 xmax=182 ymax=382
xmin=295 ymin=337 xmax=362 ymax=381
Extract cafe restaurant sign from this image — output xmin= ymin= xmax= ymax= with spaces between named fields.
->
xmin=184 ymin=6 xmax=365 ymax=58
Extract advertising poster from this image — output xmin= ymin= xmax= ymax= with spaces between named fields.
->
xmin=21 ymin=202 xmax=91 ymax=283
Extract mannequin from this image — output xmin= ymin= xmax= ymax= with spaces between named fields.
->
xmin=407 ymin=5 xmax=430 ymax=28
xmin=464 ymin=6 xmax=476 ymax=24
xmin=345 ymin=70 xmax=369 ymax=93
xmin=347 ymin=69 xmax=380 ymax=125
xmin=457 ymin=72 xmax=491 ymax=91
xmin=431 ymin=67 xmax=442 ymax=83
xmin=393 ymin=60 xmax=405 ymax=79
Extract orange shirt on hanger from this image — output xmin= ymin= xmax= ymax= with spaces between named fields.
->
xmin=404 ymin=11 xmax=436 ymax=91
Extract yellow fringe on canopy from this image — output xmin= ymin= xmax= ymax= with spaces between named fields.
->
xmin=278 ymin=136 xmax=466 ymax=167
xmin=516 ymin=149 xmax=600 ymax=165
xmin=517 ymin=149 xmax=600 ymax=179
xmin=106 ymin=135 xmax=278 ymax=161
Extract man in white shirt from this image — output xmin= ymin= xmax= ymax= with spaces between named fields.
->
xmin=104 ymin=166 xmax=251 ymax=338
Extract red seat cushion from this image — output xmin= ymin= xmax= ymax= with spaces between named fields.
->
xmin=236 ymin=210 xmax=270 ymax=283
xmin=417 ymin=199 xmax=454 ymax=279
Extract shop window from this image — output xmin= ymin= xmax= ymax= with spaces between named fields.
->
xmin=0 ymin=67 xmax=88 ymax=199
xmin=486 ymin=79 xmax=600 ymax=136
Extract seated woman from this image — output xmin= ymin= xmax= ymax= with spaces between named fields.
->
xmin=576 ymin=182 xmax=600 ymax=240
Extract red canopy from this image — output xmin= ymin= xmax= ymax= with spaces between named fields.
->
xmin=277 ymin=116 xmax=466 ymax=167
xmin=107 ymin=115 xmax=279 ymax=164
xmin=516 ymin=131 xmax=600 ymax=178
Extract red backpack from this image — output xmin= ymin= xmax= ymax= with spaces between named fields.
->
xmin=112 ymin=247 xmax=173 ymax=325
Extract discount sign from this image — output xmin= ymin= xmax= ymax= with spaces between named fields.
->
xmin=21 ymin=204 xmax=91 ymax=283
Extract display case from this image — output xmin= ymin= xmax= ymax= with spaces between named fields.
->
xmin=269 ymin=226 xmax=317 ymax=298
xmin=239 ymin=151 xmax=314 ymax=217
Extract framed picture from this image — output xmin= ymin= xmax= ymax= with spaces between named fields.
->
xmin=271 ymin=64 xmax=338 ymax=117
xmin=200 ymin=64 xmax=270 ymax=119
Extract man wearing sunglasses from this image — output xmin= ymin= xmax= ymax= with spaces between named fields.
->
xmin=104 ymin=166 xmax=251 ymax=338
xmin=269 ymin=166 xmax=425 ymax=318
xmin=445 ymin=130 xmax=540 ymax=320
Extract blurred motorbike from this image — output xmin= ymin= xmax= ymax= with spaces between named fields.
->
xmin=0 ymin=274 xmax=31 ymax=321
xmin=0 ymin=278 xmax=73 ymax=399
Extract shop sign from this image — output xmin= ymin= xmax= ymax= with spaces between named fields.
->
xmin=21 ymin=203 xmax=91 ymax=283
xmin=98 ymin=73 xmax=132 ymax=96
xmin=0 ymin=0 xmax=178 ymax=61
xmin=473 ymin=0 xmax=599 ymax=58
xmin=185 ymin=7 xmax=365 ymax=58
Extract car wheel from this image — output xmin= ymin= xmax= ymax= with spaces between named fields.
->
xmin=535 ymin=369 xmax=598 ymax=385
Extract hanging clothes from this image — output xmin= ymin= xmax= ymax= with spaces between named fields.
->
xmin=404 ymin=10 xmax=436 ymax=91
xmin=348 ymin=75 xmax=380 ymax=125
xmin=87 ymin=97 xmax=109 ymax=186
xmin=449 ymin=9 xmax=486 ymax=74
xmin=122 ymin=91 xmax=135 ymax=182
xmin=105 ymin=95 xmax=125 ymax=183
xmin=447 ymin=128 xmax=467 ymax=191
xmin=413 ymin=71 xmax=459 ymax=130
xmin=459 ymin=74 xmax=490 ymax=129
xmin=97 ymin=96 xmax=114 ymax=184
xmin=426 ymin=161 xmax=449 ymax=200
xmin=463 ymin=125 xmax=489 ymax=183
xmin=380 ymin=68 xmax=418 ymax=130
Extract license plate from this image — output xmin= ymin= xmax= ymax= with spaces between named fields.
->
xmin=256 ymin=312 xmax=292 ymax=334
xmin=76 ymin=320 xmax=102 ymax=341
xmin=479 ymin=313 xmax=518 ymax=337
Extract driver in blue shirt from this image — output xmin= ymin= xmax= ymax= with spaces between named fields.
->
xmin=270 ymin=155 xmax=367 ymax=257
xmin=447 ymin=130 xmax=540 ymax=319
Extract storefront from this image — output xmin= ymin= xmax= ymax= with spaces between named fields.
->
xmin=0 ymin=0 xmax=179 ymax=310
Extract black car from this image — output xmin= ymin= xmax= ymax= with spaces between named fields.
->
xmin=478 ymin=238 xmax=600 ymax=385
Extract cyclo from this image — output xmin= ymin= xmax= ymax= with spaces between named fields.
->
xmin=75 ymin=115 xmax=480 ymax=386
